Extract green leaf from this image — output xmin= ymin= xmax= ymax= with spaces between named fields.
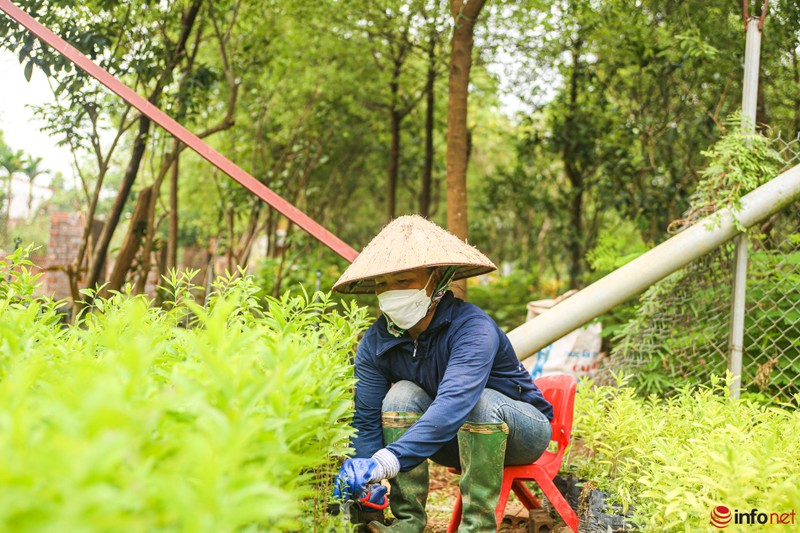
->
xmin=23 ymin=60 xmax=33 ymax=82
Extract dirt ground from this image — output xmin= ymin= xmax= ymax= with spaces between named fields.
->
xmin=420 ymin=464 xmax=570 ymax=533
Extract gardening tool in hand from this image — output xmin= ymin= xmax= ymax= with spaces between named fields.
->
xmin=330 ymin=458 xmax=389 ymax=524
xmin=329 ymin=482 xmax=389 ymax=520
xmin=357 ymin=483 xmax=389 ymax=511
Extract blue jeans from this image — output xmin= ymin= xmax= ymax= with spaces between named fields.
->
xmin=382 ymin=380 xmax=552 ymax=468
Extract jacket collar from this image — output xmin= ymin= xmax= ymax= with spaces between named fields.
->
xmin=375 ymin=291 xmax=457 ymax=357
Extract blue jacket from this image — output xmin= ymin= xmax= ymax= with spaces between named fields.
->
xmin=352 ymin=291 xmax=554 ymax=471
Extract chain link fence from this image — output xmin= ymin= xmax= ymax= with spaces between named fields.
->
xmin=605 ymin=135 xmax=800 ymax=402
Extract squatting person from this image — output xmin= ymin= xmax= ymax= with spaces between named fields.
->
xmin=332 ymin=215 xmax=554 ymax=532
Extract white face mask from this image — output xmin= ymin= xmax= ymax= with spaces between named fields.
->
xmin=377 ymin=272 xmax=435 ymax=330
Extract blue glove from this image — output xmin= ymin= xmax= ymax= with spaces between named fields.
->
xmin=333 ymin=458 xmax=381 ymax=502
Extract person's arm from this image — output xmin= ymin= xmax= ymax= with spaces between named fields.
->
xmin=333 ymin=336 xmax=397 ymax=503
xmin=351 ymin=337 xmax=391 ymax=458
xmin=385 ymin=316 xmax=499 ymax=470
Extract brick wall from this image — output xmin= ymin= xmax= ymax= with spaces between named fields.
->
xmin=42 ymin=213 xmax=104 ymax=301
xmin=3 ymin=213 xmax=216 ymax=302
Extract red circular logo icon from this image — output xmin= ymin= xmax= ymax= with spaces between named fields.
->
xmin=710 ymin=505 xmax=732 ymax=528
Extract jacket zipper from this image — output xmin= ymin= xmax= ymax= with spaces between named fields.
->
xmin=412 ymin=340 xmax=418 ymax=359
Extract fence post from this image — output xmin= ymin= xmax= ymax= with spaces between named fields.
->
xmin=728 ymin=14 xmax=763 ymax=398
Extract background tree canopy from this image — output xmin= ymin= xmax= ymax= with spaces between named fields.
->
xmin=1 ymin=0 xmax=798 ymax=313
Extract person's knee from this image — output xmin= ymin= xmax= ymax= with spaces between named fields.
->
xmin=464 ymin=388 xmax=505 ymax=424
xmin=382 ymin=380 xmax=430 ymax=413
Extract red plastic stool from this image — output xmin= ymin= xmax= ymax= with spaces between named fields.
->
xmin=447 ymin=374 xmax=580 ymax=532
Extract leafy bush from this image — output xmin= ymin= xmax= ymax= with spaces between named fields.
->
xmin=611 ymin=230 xmax=800 ymax=399
xmin=607 ymin=119 xmax=797 ymax=398
xmin=0 ymin=249 xmax=367 ymax=531
xmin=252 ymin=254 xmax=378 ymax=318
xmin=567 ymin=375 xmax=800 ymax=531
xmin=586 ymin=218 xmax=649 ymax=277
xmin=692 ymin=113 xmax=784 ymax=231
xmin=468 ymin=270 xmax=540 ymax=331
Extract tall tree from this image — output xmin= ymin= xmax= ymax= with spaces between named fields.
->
xmin=473 ymin=0 xmax=774 ymax=287
xmin=447 ymin=0 xmax=487 ymax=298
xmin=115 ymin=0 xmax=241 ymax=297
xmin=85 ymin=0 xmax=205 ymax=294
xmin=761 ymin=1 xmax=800 ymax=138
xmin=346 ymin=0 xmax=431 ymax=222
xmin=1 ymin=0 xmax=210 ymax=301
xmin=419 ymin=1 xmax=448 ymax=217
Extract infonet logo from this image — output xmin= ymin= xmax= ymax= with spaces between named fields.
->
xmin=710 ymin=505 xmax=796 ymax=528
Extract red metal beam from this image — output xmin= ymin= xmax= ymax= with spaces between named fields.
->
xmin=0 ymin=0 xmax=359 ymax=263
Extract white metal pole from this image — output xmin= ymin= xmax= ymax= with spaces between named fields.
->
xmin=728 ymin=16 xmax=762 ymax=398
xmin=729 ymin=234 xmax=748 ymax=397
xmin=507 ymin=163 xmax=800 ymax=362
xmin=741 ymin=17 xmax=762 ymax=124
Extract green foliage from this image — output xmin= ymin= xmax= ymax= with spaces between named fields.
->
xmin=251 ymin=252 xmax=378 ymax=318
xmin=693 ymin=114 xmax=785 ymax=231
xmin=612 ymin=221 xmax=800 ymax=400
xmin=586 ymin=218 xmax=649 ymax=274
xmin=607 ymin=116 xmax=794 ymax=397
xmin=467 ymin=270 xmax=539 ymax=331
xmin=675 ymin=32 xmax=720 ymax=59
xmin=568 ymin=375 xmax=800 ymax=531
xmin=0 ymin=245 xmax=43 ymax=299
xmin=0 ymin=253 xmax=367 ymax=531
xmin=254 ymin=254 xmax=345 ymax=300
xmin=742 ymin=230 xmax=800 ymax=398
xmin=610 ymin=264 xmax=730 ymax=396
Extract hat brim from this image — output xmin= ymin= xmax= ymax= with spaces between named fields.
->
xmin=333 ymin=263 xmax=495 ymax=294
xmin=331 ymin=215 xmax=497 ymax=294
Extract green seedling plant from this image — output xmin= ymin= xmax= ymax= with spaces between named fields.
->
xmin=567 ymin=373 xmax=800 ymax=532
xmin=0 ymin=251 xmax=367 ymax=532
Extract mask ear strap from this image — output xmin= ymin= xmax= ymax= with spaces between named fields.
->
xmin=423 ymin=269 xmax=436 ymax=291
xmin=430 ymin=266 xmax=457 ymax=304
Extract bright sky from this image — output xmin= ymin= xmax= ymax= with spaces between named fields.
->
xmin=0 ymin=49 xmax=73 ymax=181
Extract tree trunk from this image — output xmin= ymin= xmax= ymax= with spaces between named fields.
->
xmin=102 ymin=185 xmax=154 ymax=296
xmin=386 ymin=45 xmax=407 ymax=224
xmin=420 ymin=34 xmax=436 ymax=218
xmin=387 ymin=106 xmax=401 ymax=222
xmin=446 ymin=0 xmax=486 ymax=299
xmin=227 ymin=207 xmax=235 ymax=272
xmin=84 ymin=0 xmax=203 ymax=295
xmin=568 ymin=185 xmax=583 ymax=289
xmin=564 ymin=38 xmax=584 ymax=290
xmin=235 ymin=202 xmax=262 ymax=265
xmin=266 ymin=209 xmax=277 ymax=257
xmin=134 ymin=146 xmax=181 ymax=296
xmin=86 ymin=116 xmax=151 ymax=291
xmin=756 ymin=65 xmax=767 ymax=131
xmin=168 ymin=150 xmax=179 ymax=271
xmin=536 ymin=216 xmax=552 ymax=282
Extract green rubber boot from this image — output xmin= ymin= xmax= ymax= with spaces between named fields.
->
xmin=456 ymin=422 xmax=509 ymax=532
xmin=366 ymin=412 xmax=428 ymax=533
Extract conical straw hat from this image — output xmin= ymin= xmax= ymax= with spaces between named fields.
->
xmin=333 ymin=215 xmax=496 ymax=294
